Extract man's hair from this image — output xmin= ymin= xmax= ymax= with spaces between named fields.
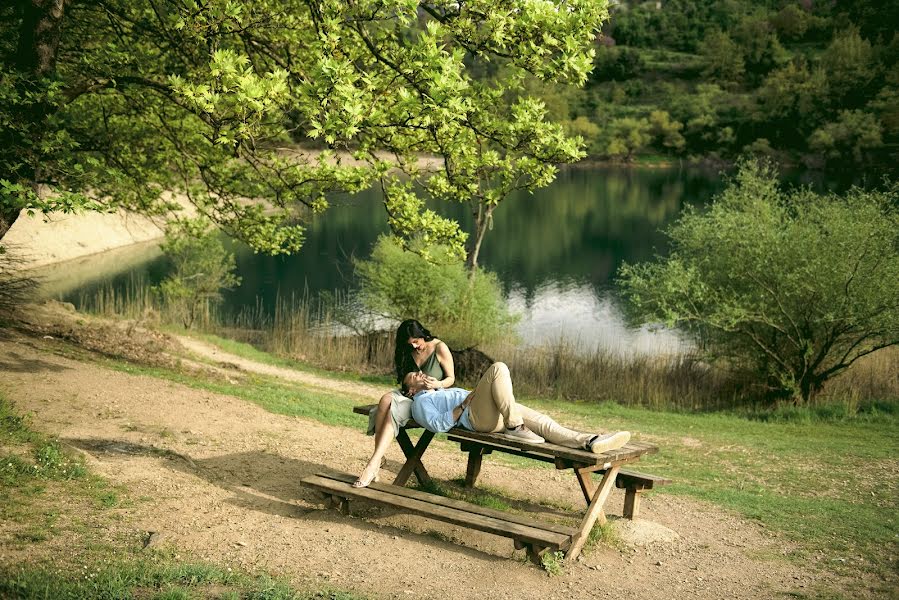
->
xmin=400 ymin=372 xmax=417 ymax=396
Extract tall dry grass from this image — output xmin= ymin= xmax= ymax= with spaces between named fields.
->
xmin=221 ymin=292 xmax=395 ymax=375
xmin=72 ymin=280 xmax=898 ymax=411
xmin=486 ymin=339 xmax=747 ymax=411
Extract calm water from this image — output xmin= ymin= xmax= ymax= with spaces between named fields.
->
xmin=59 ymin=166 xmax=728 ymax=354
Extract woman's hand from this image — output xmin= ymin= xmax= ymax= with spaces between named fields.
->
xmin=423 ymin=376 xmax=442 ymax=390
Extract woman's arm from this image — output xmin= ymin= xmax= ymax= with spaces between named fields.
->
xmin=430 ymin=340 xmax=455 ymax=389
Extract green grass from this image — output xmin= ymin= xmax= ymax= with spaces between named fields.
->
xmin=174 ymin=329 xmax=396 ymax=389
xmin=110 ymin=361 xmax=371 ymax=431
xmin=520 ymin=396 xmax=898 ymax=580
xmin=31 ymin=334 xmax=899 ymax=592
xmin=0 ymin=560 xmax=367 ymax=600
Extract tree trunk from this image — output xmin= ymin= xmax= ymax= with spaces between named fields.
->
xmin=2 ymin=0 xmax=68 ymax=236
xmin=17 ymin=0 xmax=66 ymax=76
xmin=465 ymin=205 xmax=494 ymax=272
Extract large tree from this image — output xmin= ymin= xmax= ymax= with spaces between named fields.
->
xmin=1 ymin=0 xmax=608 ymax=262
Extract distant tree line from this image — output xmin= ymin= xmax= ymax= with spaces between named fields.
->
xmin=535 ymin=0 xmax=898 ymax=175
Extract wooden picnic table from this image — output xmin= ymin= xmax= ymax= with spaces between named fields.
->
xmin=333 ymin=404 xmax=663 ymax=561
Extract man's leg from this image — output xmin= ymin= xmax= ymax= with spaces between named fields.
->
xmin=517 ymin=404 xmax=594 ymax=449
xmin=518 ymin=404 xmax=631 ymax=453
xmin=466 ymin=362 xmax=524 ymax=433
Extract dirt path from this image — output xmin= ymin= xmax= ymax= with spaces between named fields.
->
xmin=0 ymin=331 xmax=838 ymax=599
xmin=176 ymin=336 xmax=387 ymax=400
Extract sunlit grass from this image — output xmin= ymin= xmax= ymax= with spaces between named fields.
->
xmin=101 ymin=351 xmax=899 ymax=587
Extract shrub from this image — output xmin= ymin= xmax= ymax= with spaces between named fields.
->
xmin=618 ymin=159 xmax=899 ymax=405
xmin=355 ymin=236 xmax=516 ymax=349
xmin=157 ymin=219 xmax=241 ymax=329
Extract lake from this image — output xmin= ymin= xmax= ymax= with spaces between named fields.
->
xmin=58 ymin=166 xmax=728 ymax=354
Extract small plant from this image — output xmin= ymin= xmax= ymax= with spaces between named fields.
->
xmin=540 ymin=550 xmax=566 ymax=576
xmin=585 ymin=521 xmax=621 ymax=552
xmin=355 ymin=235 xmax=517 ymax=349
xmin=157 ymin=219 xmax=241 ymax=329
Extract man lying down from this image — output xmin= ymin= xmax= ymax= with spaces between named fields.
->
xmin=406 ymin=362 xmax=631 ymax=453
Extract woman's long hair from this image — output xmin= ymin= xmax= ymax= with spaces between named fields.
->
xmin=393 ymin=319 xmax=434 ymax=383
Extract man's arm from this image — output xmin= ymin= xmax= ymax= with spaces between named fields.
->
xmin=412 ymin=389 xmax=469 ymax=433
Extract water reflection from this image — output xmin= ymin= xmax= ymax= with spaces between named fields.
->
xmin=54 ymin=166 xmax=726 ymax=354
xmin=508 ymin=279 xmax=689 ymax=356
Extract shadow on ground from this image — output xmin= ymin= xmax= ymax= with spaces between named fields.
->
xmin=62 ymin=436 xmax=564 ymax=562
xmin=0 ymin=349 xmax=72 ymax=374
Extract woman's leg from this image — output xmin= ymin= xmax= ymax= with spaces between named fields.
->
xmin=354 ymin=392 xmax=395 ymax=487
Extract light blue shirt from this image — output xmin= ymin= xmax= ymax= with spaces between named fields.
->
xmin=410 ymin=387 xmax=474 ymax=433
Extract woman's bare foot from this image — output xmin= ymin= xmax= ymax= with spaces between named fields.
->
xmin=353 ymin=463 xmax=381 ymax=488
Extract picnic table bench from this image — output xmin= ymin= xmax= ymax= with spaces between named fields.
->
xmin=301 ymin=404 xmax=669 ymax=562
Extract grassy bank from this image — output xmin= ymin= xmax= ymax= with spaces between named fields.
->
xmin=0 ymin=393 xmax=364 ymax=600
xmin=90 ymin=337 xmax=898 ymax=595
xmin=74 ymin=282 xmax=899 ymax=412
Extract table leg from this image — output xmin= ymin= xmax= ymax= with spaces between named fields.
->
xmin=574 ymin=466 xmax=598 ymax=506
xmin=394 ymin=429 xmax=435 ymax=487
xmin=464 ymin=447 xmax=485 ymax=488
xmin=565 ymin=465 xmax=619 ymax=561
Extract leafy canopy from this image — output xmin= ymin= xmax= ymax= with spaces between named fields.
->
xmin=618 ymin=160 xmax=899 ymax=404
xmin=1 ymin=0 xmax=609 ymax=257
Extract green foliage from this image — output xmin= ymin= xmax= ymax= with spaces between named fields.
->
xmin=537 ymin=2 xmax=899 ymax=171
xmin=755 ymin=60 xmax=828 ymax=131
xmin=699 ymin=31 xmax=745 ymax=84
xmin=647 ymin=110 xmax=686 ymax=152
xmin=157 ymin=219 xmax=241 ymax=329
xmin=0 ymin=0 xmax=610 ymax=258
xmin=769 ymin=5 xmax=810 ymax=42
xmin=809 ymin=110 xmax=884 ymax=163
xmin=618 ymin=159 xmax=899 ymax=404
xmin=604 ymin=117 xmax=652 ymax=161
xmin=591 ymin=46 xmax=645 ymax=82
xmin=355 ymin=236 xmax=516 ymax=348
xmin=731 ymin=15 xmax=789 ymax=80
xmin=563 ymin=116 xmax=603 ymax=156
xmin=822 ymin=27 xmax=878 ymax=105
xmin=539 ymin=550 xmax=565 ymax=576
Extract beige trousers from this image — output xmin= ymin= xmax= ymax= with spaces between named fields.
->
xmin=466 ymin=363 xmax=594 ymax=450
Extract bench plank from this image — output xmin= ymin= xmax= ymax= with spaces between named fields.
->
xmin=321 ymin=472 xmax=578 ymax=537
xmin=616 ymin=469 xmax=672 ymax=490
xmin=302 ymin=473 xmax=571 ymax=550
xmin=448 ymin=429 xmax=657 ymax=465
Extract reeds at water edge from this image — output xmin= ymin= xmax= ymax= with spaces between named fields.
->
xmin=71 ymin=279 xmax=899 ymax=412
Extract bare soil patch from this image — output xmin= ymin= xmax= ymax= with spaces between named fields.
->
xmin=0 ymin=317 xmax=848 ymax=599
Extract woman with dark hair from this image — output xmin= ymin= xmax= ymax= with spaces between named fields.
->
xmin=354 ymin=319 xmax=454 ymax=487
